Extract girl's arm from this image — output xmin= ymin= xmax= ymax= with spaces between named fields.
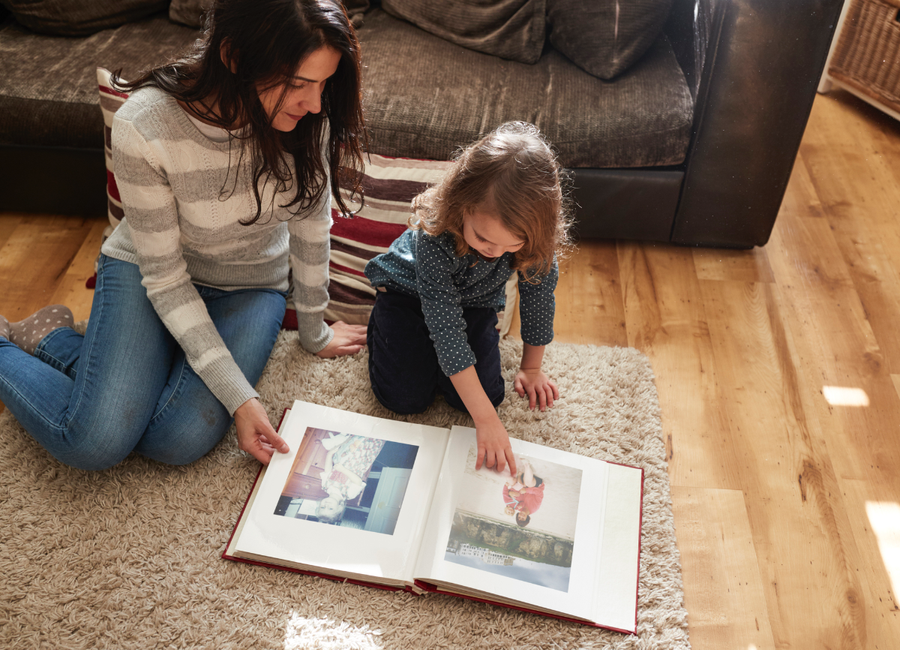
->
xmin=515 ymin=258 xmax=561 ymax=411
xmin=450 ymin=367 xmax=517 ymax=477
xmin=514 ymin=344 xmax=560 ymax=411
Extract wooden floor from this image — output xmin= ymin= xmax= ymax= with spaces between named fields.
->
xmin=2 ymin=89 xmax=900 ymax=648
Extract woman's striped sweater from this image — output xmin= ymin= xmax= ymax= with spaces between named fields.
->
xmin=102 ymin=86 xmax=333 ymax=415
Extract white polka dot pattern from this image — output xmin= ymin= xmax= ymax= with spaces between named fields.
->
xmin=365 ymin=228 xmax=557 ymax=376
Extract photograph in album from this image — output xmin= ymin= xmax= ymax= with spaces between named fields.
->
xmin=444 ymin=451 xmax=580 ymax=591
xmin=272 ymin=427 xmax=418 ymax=535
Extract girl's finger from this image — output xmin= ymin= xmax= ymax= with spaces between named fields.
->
xmin=514 ymin=376 xmax=525 ymax=397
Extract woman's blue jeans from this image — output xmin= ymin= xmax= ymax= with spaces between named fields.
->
xmin=0 ymin=254 xmax=286 ymax=470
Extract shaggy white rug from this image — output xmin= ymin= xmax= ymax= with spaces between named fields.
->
xmin=0 ymin=331 xmax=690 ymax=650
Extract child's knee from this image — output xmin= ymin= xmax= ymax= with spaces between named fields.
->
xmin=370 ymin=375 xmax=434 ymax=415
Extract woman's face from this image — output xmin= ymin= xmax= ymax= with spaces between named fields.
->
xmin=257 ymin=46 xmax=341 ymax=132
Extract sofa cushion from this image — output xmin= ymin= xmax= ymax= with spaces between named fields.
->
xmin=381 ymin=0 xmax=546 ymax=64
xmin=547 ymin=0 xmax=674 ymax=80
xmin=357 ymin=8 xmax=692 ymax=169
xmin=168 ymin=0 xmax=211 ymax=28
xmin=0 ymin=0 xmax=167 ymax=36
xmin=0 ymin=13 xmax=197 ymax=148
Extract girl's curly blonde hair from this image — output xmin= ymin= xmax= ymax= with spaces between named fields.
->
xmin=409 ymin=122 xmax=573 ymax=282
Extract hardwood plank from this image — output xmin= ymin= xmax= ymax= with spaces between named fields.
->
xmin=671 ymin=486 xmax=776 ymax=650
xmin=555 ymin=239 xmax=627 ymax=347
xmin=692 ymin=246 xmax=775 ymax=284
xmin=768 ymin=211 xmax=900 ymax=482
xmin=700 ymin=276 xmax=866 ymax=649
xmin=765 ymin=97 xmax=900 ymax=646
xmin=0 ymin=214 xmax=23 ymax=250
xmin=0 ymin=215 xmax=97 ymax=320
xmin=799 ymin=128 xmax=900 ymax=375
xmin=47 ymin=218 xmax=108 ymax=323
xmin=618 ymin=242 xmax=742 ymax=491
xmin=837 ymin=479 xmax=900 ymax=648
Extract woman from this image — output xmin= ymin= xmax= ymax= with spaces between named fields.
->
xmin=0 ymin=0 xmax=367 ymax=470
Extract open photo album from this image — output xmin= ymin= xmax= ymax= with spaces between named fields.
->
xmin=223 ymin=400 xmax=644 ymax=632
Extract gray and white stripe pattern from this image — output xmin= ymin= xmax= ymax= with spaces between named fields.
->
xmin=103 ymin=87 xmax=333 ymax=415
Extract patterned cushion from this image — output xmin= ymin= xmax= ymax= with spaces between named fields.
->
xmin=323 ymin=154 xmax=517 ymax=335
xmin=97 ymin=67 xmax=129 ymax=230
xmin=3 ymin=0 xmax=167 ymax=36
xmin=324 ymin=155 xmax=451 ymax=325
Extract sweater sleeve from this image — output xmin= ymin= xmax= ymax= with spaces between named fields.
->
xmin=517 ymin=256 xmax=558 ymax=347
xmin=414 ymin=232 xmax=477 ymax=376
xmin=287 ymin=166 xmax=334 ymax=354
xmin=112 ymin=115 xmax=258 ymax=415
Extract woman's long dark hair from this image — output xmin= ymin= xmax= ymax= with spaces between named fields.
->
xmin=113 ymin=0 xmax=366 ymax=224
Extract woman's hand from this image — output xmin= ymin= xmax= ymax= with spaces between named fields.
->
xmin=234 ymin=398 xmax=289 ymax=465
xmin=316 ymin=321 xmax=367 ymax=358
xmin=514 ymin=368 xmax=560 ymax=411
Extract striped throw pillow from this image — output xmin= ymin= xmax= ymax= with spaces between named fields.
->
xmin=97 ymin=67 xmax=129 ymax=231
xmin=324 ymin=154 xmax=516 ymax=335
xmin=325 ymin=155 xmax=451 ymax=325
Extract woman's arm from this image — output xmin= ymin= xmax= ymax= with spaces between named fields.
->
xmin=112 ymin=109 xmax=259 ymax=415
xmin=288 ymin=130 xmax=366 ymax=358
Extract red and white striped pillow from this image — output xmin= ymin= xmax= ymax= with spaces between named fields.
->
xmin=324 ymin=154 xmax=516 ymax=334
xmin=325 ymin=155 xmax=451 ymax=325
xmin=97 ymin=67 xmax=129 ymax=231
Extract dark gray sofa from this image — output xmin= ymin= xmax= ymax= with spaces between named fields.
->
xmin=0 ymin=0 xmax=843 ymax=248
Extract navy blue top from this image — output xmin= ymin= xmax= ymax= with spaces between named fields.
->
xmin=365 ymin=228 xmax=557 ymax=376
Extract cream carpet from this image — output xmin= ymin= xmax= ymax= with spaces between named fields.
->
xmin=0 ymin=331 xmax=690 ymax=650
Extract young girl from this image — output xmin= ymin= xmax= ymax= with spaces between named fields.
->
xmin=315 ymin=433 xmax=385 ymax=525
xmin=365 ymin=122 xmax=572 ymax=476
xmin=502 ymin=458 xmax=544 ymax=527
xmin=0 ymin=0 xmax=367 ymax=471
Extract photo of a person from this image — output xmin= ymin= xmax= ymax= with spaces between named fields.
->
xmin=502 ymin=459 xmax=544 ymax=528
xmin=443 ymin=449 xmax=582 ymax=590
xmin=275 ymin=428 xmax=417 ymax=534
xmin=315 ymin=433 xmax=385 ymax=525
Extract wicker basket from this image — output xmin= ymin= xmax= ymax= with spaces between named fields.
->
xmin=828 ymin=0 xmax=900 ymax=114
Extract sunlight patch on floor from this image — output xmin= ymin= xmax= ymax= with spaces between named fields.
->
xmin=866 ymin=502 xmax=900 ymax=602
xmin=822 ymin=386 xmax=870 ymax=407
xmin=284 ymin=612 xmax=383 ymax=650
